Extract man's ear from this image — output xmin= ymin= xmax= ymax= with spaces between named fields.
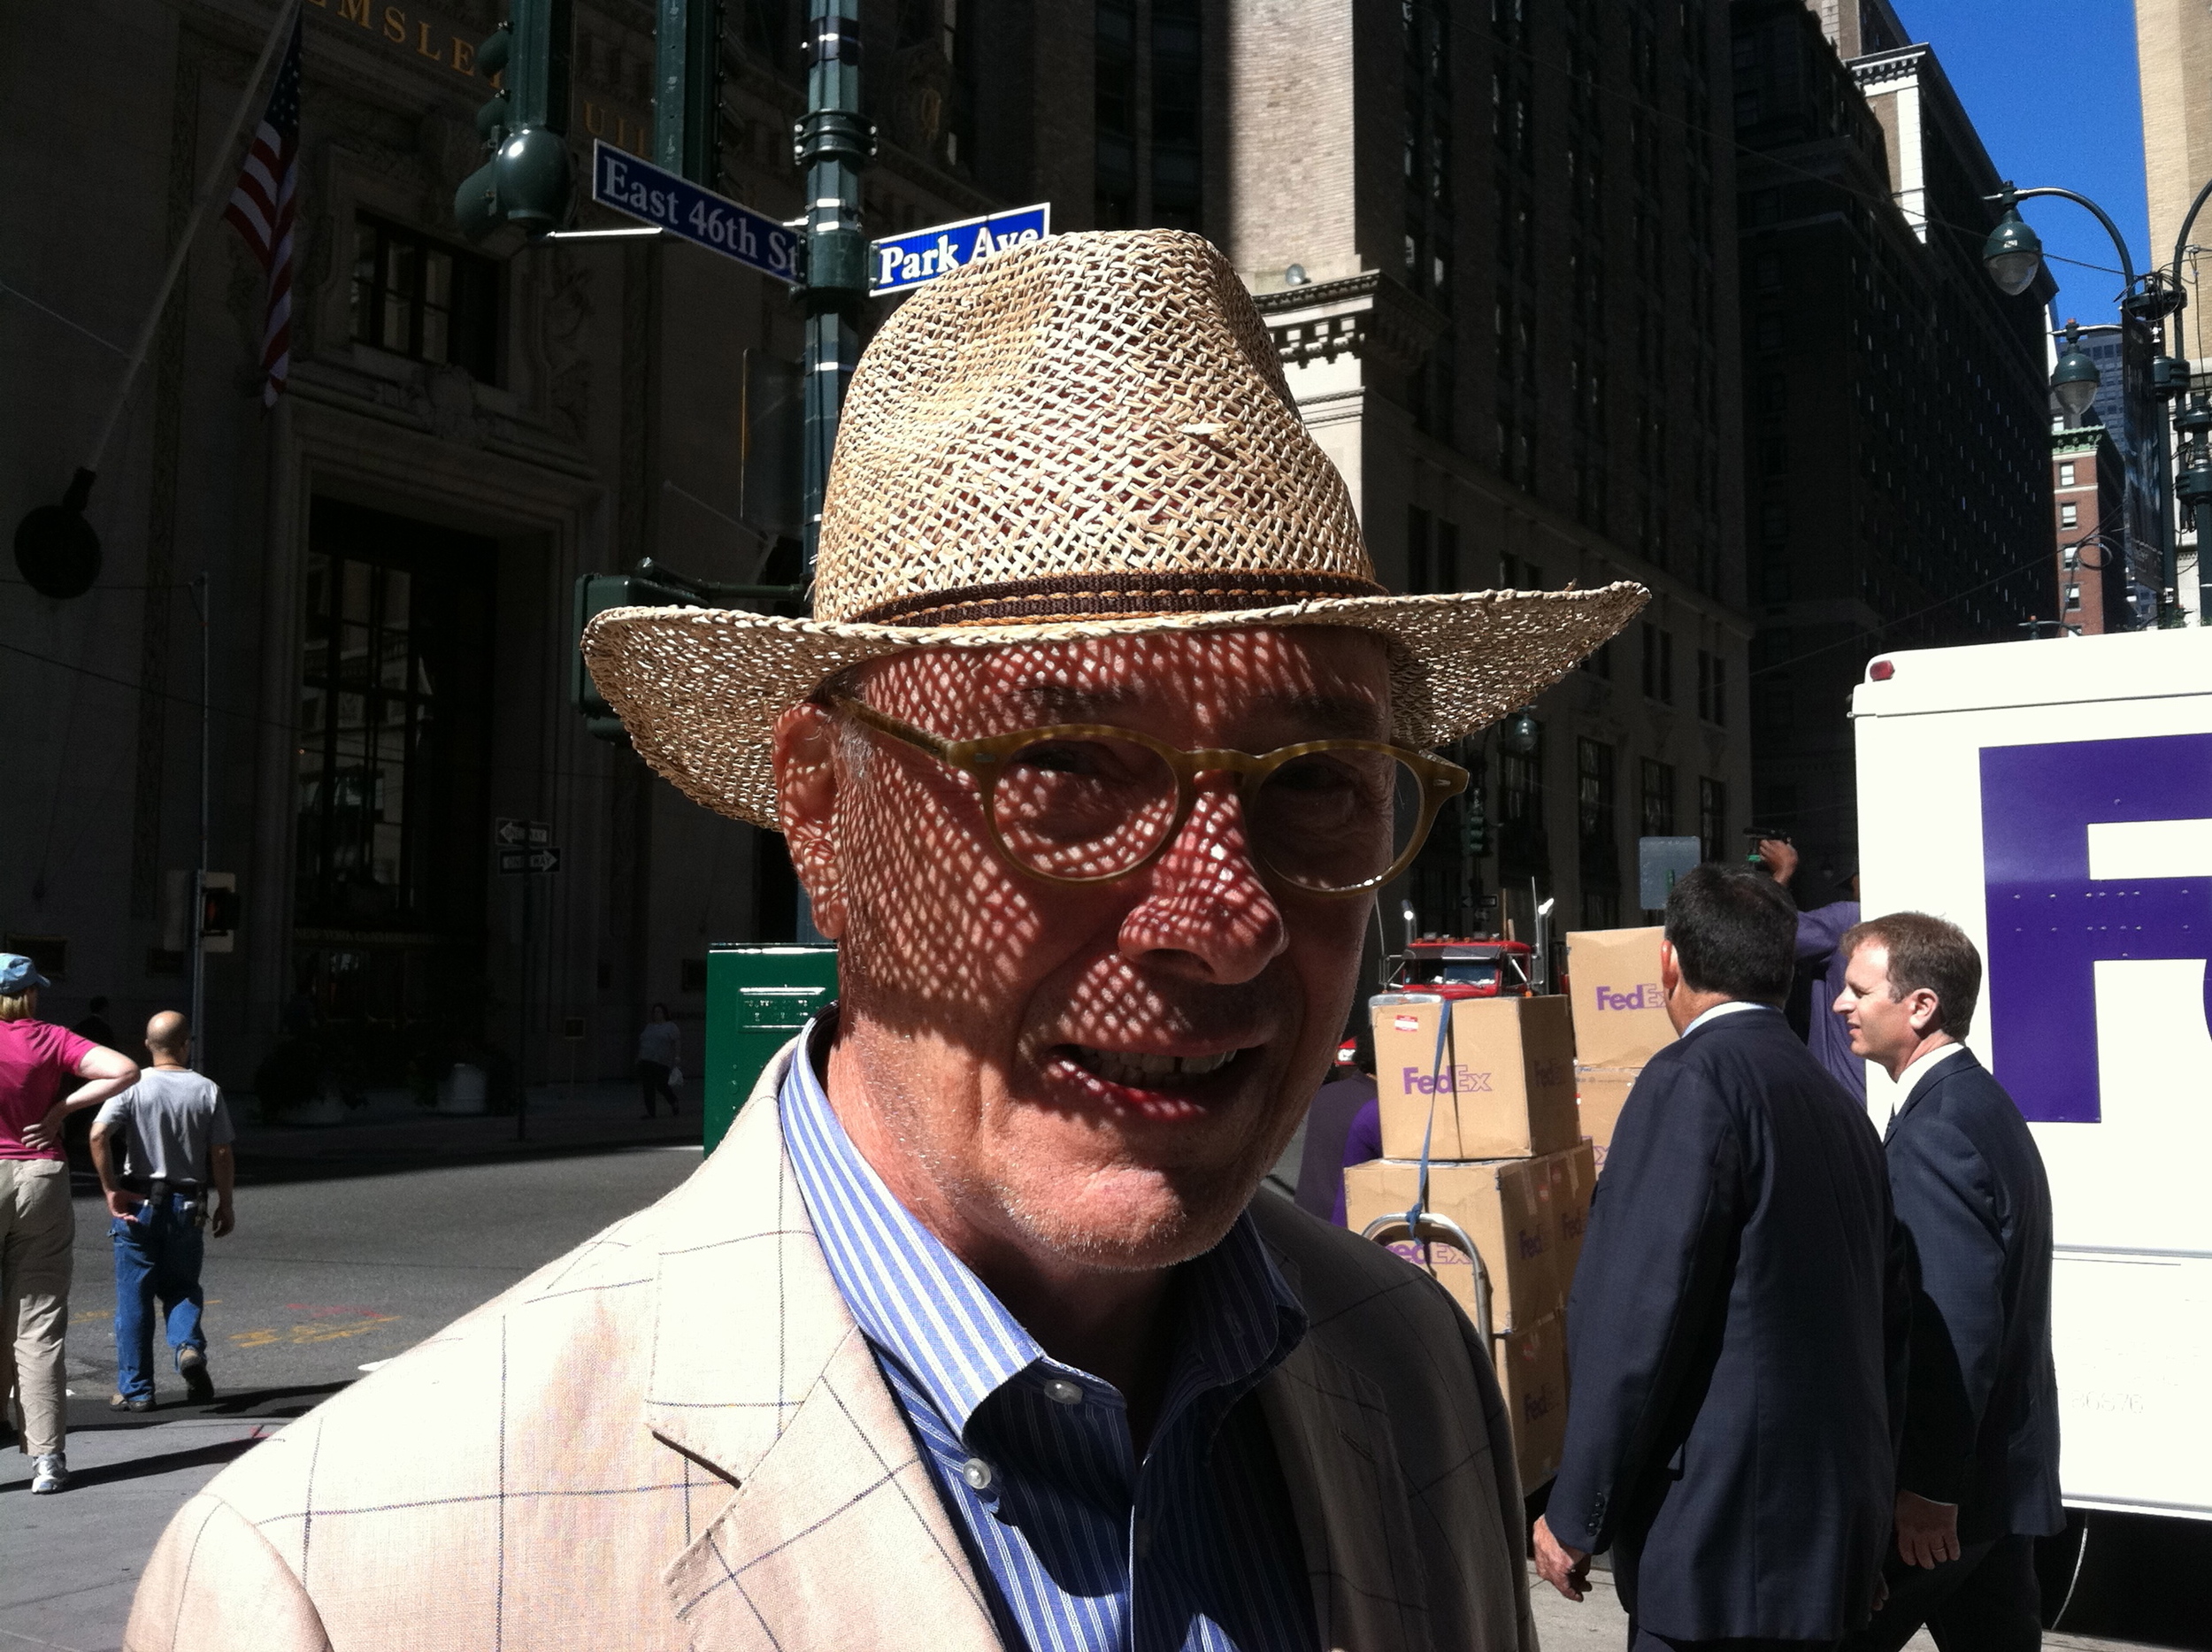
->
xmin=772 ymin=703 xmax=848 ymax=939
xmin=1907 ymin=987 xmax=1943 ymax=1039
xmin=1658 ymin=937 xmax=1682 ymax=996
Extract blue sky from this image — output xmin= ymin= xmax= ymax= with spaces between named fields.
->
xmin=1897 ymin=1 xmax=2148 ymax=327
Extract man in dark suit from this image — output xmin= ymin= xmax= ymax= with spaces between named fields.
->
xmin=1535 ymin=864 xmax=1907 ymax=1649
xmin=1834 ymin=913 xmax=2062 ymax=1651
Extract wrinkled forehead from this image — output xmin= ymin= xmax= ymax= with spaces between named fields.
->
xmin=848 ymin=626 xmax=1394 ymax=744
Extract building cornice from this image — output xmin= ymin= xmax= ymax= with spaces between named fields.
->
xmin=1251 ymin=271 xmax=1448 ymax=379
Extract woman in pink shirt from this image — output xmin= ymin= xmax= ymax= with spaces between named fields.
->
xmin=2 ymin=955 xmax=139 ymax=1494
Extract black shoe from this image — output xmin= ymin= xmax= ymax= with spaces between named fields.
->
xmin=109 ymin=1392 xmax=154 ymax=1413
xmin=177 ymin=1347 xmax=216 ymax=1403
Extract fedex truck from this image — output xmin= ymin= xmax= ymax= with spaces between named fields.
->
xmin=1852 ymin=627 xmax=2212 ymax=1541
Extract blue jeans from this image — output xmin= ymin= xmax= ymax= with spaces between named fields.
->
xmin=110 ymin=1194 xmax=207 ymax=1401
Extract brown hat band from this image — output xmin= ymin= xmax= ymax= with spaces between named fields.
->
xmin=847 ymin=569 xmax=1389 ymax=628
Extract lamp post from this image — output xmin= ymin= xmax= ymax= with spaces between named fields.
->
xmin=1979 ymin=180 xmax=2212 ymax=627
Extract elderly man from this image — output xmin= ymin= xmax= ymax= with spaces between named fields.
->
xmin=127 ymin=231 xmax=1641 ymax=1650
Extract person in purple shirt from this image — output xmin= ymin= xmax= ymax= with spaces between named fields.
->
xmin=1293 ymin=1019 xmax=1384 ymax=1227
xmin=1759 ymin=838 xmax=1865 ymax=1103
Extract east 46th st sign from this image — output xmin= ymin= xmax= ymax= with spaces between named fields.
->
xmin=870 ymin=204 xmax=1051 ymax=296
xmin=590 ymin=142 xmax=799 ymax=285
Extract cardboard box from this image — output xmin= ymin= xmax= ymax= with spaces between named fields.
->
xmin=1342 ymin=1156 xmax=1561 ymax=1333
xmin=1564 ymin=927 xmax=1678 ymax=1067
xmin=1576 ymin=1064 xmax=1643 ymax=1170
xmin=1494 ymin=1312 xmax=1570 ymax=1490
xmin=1546 ymin=1141 xmax=1597 ymax=1296
xmin=1371 ymin=994 xmax=1579 ymax=1160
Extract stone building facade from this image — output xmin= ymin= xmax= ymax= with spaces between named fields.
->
xmin=2 ymin=0 xmax=1754 ymax=1101
xmin=1730 ymin=0 xmax=2050 ymax=903
xmin=2049 ymin=424 xmax=2130 ymax=635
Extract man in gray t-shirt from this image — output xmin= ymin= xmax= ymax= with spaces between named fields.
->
xmin=90 ymin=1012 xmax=236 ymax=1410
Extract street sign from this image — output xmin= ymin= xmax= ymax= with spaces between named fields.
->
xmin=495 ymin=818 xmax=551 ymax=847
xmin=499 ymin=847 xmax=562 ymax=875
xmin=590 ymin=142 xmax=800 ymax=285
xmin=869 ymin=203 xmax=1051 ymax=296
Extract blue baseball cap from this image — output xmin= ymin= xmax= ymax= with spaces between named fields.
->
xmin=0 ymin=954 xmax=52 ymax=995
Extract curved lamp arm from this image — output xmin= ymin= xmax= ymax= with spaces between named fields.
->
xmin=2002 ymin=185 xmax=2139 ymax=294
xmin=2171 ymin=174 xmax=2212 ymax=298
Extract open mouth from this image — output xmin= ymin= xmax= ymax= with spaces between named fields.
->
xmin=1058 ymin=1044 xmax=1247 ymax=1090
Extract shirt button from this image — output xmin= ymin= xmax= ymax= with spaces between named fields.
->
xmin=1042 ymin=1378 xmax=1084 ymax=1406
xmin=959 ymin=1456 xmax=995 ymax=1491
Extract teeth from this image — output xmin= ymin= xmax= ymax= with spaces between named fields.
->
xmin=1071 ymin=1046 xmax=1240 ymax=1085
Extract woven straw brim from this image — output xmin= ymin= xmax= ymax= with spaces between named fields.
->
xmin=582 ymin=581 xmax=1648 ymax=829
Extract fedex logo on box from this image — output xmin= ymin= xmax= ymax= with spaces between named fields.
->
xmin=1399 ymin=1065 xmax=1494 ymax=1095
xmin=1594 ymin=982 xmax=1662 ymax=1011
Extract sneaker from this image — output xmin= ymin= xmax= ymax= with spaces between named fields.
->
xmin=109 ymin=1392 xmax=154 ymax=1413
xmin=177 ymin=1347 xmax=216 ymax=1404
xmin=30 ymin=1453 xmax=66 ymax=1494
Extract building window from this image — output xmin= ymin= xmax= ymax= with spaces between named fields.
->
xmin=1094 ymin=0 xmax=1136 ymax=226
xmin=350 ymin=217 xmax=499 ymax=381
xmin=1696 ymin=648 xmax=1728 ymax=725
xmin=2058 ymin=461 xmax=2077 ymax=487
xmin=1640 ymin=758 xmax=1676 ymax=837
xmin=1641 ymin=624 xmax=1674 ymax=703
xmin=1698 ymin=777 xmax=1727 ymax=864
xmin=295 ymin=500 xmax=495 ymax=936
xmin=1150 ymin=0 xmax=1202 ymax=231
xmin=2059 ymin=501 xmax=2078 ymax=527
xmin=2064 ymin=582 xmax=2082 ymax=609
xmin=1578 ymin=736 xmax=1619 ymax=895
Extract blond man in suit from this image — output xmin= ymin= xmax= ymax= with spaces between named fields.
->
xmin=127 ymin=231 xmax=1644 ymax=1651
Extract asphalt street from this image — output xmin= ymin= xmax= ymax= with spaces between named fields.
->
xmin=2 ymin=1142 xmax=703 ymax=1650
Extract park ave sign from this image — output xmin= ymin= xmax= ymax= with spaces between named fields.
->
xmin=869 ymin=204 xmax=1052 ymax=296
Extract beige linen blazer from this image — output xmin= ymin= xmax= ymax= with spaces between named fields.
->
xmin=127 ymin=1042 xmax=1534 ymax=1651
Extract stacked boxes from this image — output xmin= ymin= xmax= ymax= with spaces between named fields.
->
xmin=1343 ymin=993 xmax=1595 ymax=1490
xmin=1563 ymin=927 xmax=1678 ymax=1166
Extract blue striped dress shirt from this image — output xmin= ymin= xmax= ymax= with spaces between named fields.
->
xmin=779 ymin=1028 xmax=1317 ymax=1652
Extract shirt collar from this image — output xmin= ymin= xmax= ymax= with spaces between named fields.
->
xmin=1897 ymin=1040 xmax=1967 ymax=1106
xmin=778 ymin=1015 xmax=1305 ymax=1445
xmin=1681 ymin=998 xmax=1774 ymax=1038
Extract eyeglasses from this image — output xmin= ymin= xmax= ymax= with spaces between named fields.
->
xmin=826 ymin=694 xmax=1469 ymax=896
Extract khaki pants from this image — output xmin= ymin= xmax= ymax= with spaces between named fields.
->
xmin=0 ymin=1157 xmax=73 ymax=1457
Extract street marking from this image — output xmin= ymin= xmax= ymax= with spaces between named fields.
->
xmin=232 ymin=1311 xmax=400 ymax=1348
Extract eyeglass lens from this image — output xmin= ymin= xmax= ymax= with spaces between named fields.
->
xmin=985 ymin=737 xmax=1426 ymax=891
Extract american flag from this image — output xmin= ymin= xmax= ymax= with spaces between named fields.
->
xmin=224 ymin=7 xmax=302 ymax=407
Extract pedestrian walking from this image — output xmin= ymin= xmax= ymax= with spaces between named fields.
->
xmin=634 ymin=1003 xmax=681 ymax=1118
xmin=88 ymin=1012 xmax=237 ymax=1414
xmin=1758 ymin=837 xmax=1865 ymax=1101
xmin=1834 ymin=915 xmax=2062 ymax=1652
xmin=0 ymin=954 xmax=139 ymax=1494
xmin=1292 ymin=1018 xmax=1380 ymax=1226
xmin=1535 ymin=864 xmax=1909 ymax=1649
xmin=132 ymin=229 xmax=1644 ymax=1649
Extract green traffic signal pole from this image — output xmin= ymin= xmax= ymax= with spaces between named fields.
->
xmin=795 ymin=0 xmax=871 ymax=574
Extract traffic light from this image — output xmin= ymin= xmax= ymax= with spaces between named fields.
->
xmin=455 ymin=0 xmax=574 ymax=241
xmin=655 ymin=0 xmax=724 ymax=185
xmin=1461 ymin=791 xmax=1488 ymax=858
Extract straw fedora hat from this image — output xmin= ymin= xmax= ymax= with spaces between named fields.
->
xmin=583 ymin=229 xmax=1647 ymax=829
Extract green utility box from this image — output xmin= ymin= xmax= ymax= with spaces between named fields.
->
xmin=703 ymin=944 xmax=839 ymax=1152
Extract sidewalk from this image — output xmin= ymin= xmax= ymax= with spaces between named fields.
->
xmin=219 ymin=1077 xmax=702 ymax=1179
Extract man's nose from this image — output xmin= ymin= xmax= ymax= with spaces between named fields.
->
xmin=1117 ymin=782 xmax=1286 ymax=983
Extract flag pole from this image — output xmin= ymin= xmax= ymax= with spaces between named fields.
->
xmin=86 ymin=0 xmax=301 ymax=475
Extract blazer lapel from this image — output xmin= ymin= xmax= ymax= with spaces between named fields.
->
xmin=648 ymin=1042 xmax=1000 ymax=1652
xmin=1885 ymin=1046 xmax=1977 ymax=1141
xmin=1256 ymin=1255 xmax=1425 ymax=1652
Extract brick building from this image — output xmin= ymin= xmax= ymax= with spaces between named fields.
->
xmin=1232 ymin=0 xmax=1755 ymax=937
xmin=2049 ymin=423 xmax=2130 ymax=634
xmin=1730 ymin=0 xmax=2051 ymax=903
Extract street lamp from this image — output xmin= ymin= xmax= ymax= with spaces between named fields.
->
xmin=1982 ymin=203 xmax=2045 ymax=296
xmin=2051 ymin=319 xmax=2101 ymax=425
xmin=1499 ymin=708 xmax=1540 ymax=756
xmin=1979 ymin=179 xmax=2210 ymax=627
